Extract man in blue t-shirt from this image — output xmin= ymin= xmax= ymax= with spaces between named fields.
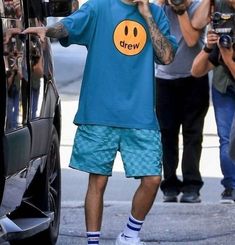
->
xmin=23 ymin=0 xmax=177 ymax=244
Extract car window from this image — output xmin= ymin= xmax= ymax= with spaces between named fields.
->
xmin=28 ymin=24 xmax=44 ymax=120
xmin=2 ymin=0 xmax=26 ymax=131
xmin=0 ymin=1 xmax=3 ymax=16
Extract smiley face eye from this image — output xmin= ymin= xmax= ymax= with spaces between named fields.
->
xmin=124 ymin=26 xmax=138 ymax=37
xmin=133 ymin=27 xmax=138 ymax=37
xmin=125 ymin=26 xmax=128 ymax=36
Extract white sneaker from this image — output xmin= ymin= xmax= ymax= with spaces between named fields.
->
xmin=115 ymin=233 xmax=146 ymax=245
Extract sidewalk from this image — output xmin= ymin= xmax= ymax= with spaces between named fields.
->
xmin=58 ymin=99 xmax=235 ymax=245
xmin=58 ymin=202 xmax=235 ymax=245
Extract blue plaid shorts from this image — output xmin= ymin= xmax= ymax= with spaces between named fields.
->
xmin=69 ymin=125 xmax=162 ymax=178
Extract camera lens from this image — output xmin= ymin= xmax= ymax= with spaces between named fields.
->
xmin=219 ymin=34 xmax=232 ymax=48
xmin=212 ymin=12 xmax=221 ymax=22
xmin=171 ymin=0 xmax=185 ymax=6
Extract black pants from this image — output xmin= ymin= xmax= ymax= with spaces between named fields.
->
xmin=156 ymin=75 xmax=209 ymax=193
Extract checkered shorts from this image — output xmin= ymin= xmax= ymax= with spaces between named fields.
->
xmin=69 ymin=125 xmax=162 ymax=178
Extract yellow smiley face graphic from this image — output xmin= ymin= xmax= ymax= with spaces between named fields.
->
xmin=113 ymin=20 xmax=147 ymax=56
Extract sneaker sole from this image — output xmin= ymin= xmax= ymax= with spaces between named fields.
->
xmin=163 ymin=197 xmax=178 ymax=202
xmin=220 ymin=199 xmax=235 ymax=204
xmin=115 ymin=238 xmax=146 ymax=245
xmin=180 ymin=198 xmax=201 ymax=203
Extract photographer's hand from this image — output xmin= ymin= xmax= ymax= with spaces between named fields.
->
xmin=191 ymin=0 xmax=211 ymax=30
xmin=168 ymin=0 xmax=187 ymax=15
xmin=227 ymin=0 xmax=235 ymax=9
xmin=206 ymin=30 xmax=218 ymax=49
xmin=219 ymin=44 xmax=235 ymax=79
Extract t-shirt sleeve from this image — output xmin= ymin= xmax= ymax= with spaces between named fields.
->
xmin=151 ymin=5 xmax=178 ymax=64
xmin=59 ymin=2 xmax=96 ymax=47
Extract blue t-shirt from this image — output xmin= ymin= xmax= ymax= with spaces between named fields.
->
xmin=60 ymin=0 xmax=177 ymax=130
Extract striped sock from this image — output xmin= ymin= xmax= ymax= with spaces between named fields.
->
xmin=123 ymin=214 xmax=144 ymax=238
xmin=87 ymin=231 xmax=100 ymax=245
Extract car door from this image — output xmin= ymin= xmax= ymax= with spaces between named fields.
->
xmin=27 ymin=0 xmax=56 ymax=159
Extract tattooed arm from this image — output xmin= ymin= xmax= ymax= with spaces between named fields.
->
xmin=22 ymin=22 xmax=68 ymax=42
xmin=145 ymin=15 xmax=174 ymax=64
xmin=134 ymin=0 xmax=175 ymax=64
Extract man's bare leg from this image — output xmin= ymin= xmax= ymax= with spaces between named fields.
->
xmin=131 ymin=176 xmax=161 ymax=220
xmin=117 ymin=176 xmax=161 ymax=242
xmin=85 ymin=174 xmax=109 ymax=231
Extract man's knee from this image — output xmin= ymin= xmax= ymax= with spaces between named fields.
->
xmin=88 ymin=174 xmax=108 ymax=194
xmin=141 ymin=176 xmax=161 ymax=189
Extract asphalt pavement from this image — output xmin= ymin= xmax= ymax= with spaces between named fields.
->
xmin=56 ymin=98 xmax=235 ymax=245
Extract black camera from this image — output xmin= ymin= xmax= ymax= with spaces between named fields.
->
xmin=171 ymin=0 xmax=185 ymax=6
xmin=166 ymin=0 xmax=185 ymax=6
xmin=211 ymin=12 xmax=235 ymax=48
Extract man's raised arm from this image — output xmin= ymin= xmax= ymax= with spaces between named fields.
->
xmin=22 ymin=22 xmax=68 ymax=41
xmin=135 ymin=0 xmax=175 ymax=65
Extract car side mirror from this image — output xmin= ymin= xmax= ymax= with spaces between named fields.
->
xmin=42 ymin=0 xmax=73 ymax=17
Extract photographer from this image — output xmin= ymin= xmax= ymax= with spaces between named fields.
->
xmin=192 ymin=0 xmax=235 ymax=26
xmin=191 ymin=1 xmax=235 ymax=203
xmin=155 ymin=0 xmax=209 ymax=203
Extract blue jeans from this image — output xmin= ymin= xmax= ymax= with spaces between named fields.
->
xmin=212 ymin=85 xmax=235 ymax=189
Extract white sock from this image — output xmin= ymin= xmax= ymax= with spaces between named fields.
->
xmin=123 ymin=214 xmax=144 ymax=238
xmin=87 ymin=231 xmax=100 ymax=245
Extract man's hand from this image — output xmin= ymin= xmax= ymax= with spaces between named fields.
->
xmin=22 ymin=27 xmax=47 ymax=42
xmin=218 ymin=41 xmax=235 ymax=79
xmin=134 ymin=0 xmax=151 ymax=19
xmin=22 ymin=23 xmax=68 ymax=41
xmin=156 ymin=0 xmax=165 ymax=6
xmin=226 ymin=0 xmax=235 ymax=9
xmin=4 ymin=27 xmax=22 ymax=44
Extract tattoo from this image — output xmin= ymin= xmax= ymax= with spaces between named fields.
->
xmin=147 ymin=17 xmax=174 ymax=65
xmin=46 ymin=22 xmax=69 ymax=39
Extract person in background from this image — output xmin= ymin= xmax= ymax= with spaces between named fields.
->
xmin=155 ymin=0 xmax=209 ymax=203
xmin=192 ymin=0 xmax=235 ymax=204
xmin=23 ymin=0 xmax=177 ymax=244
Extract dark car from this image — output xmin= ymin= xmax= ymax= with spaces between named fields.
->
xmin=0 ymin=0 xmax=72 ymax=244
